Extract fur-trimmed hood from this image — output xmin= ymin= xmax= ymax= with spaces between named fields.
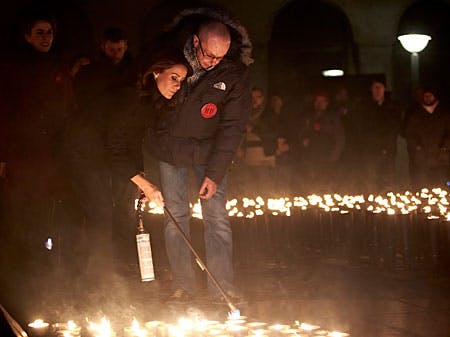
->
xmin=166 ymin=7 xmax=253 ymax=66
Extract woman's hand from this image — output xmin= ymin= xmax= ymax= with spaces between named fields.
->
xmin=142 ymin=184 xmax=165 ymax=207
xmin=131 ymin=174 xmax=164 ymax=207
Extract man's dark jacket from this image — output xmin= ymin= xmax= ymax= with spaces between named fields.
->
xmin=357 ymin=96 xmax=402 ymax=156
xmin=148 ymin=7 xmax=253 ymax=185
xmin=405 ymin=103 xmax=450 ymax=167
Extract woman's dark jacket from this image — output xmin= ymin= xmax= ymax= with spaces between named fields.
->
xmin=64 ymin=82 xmax=168 ymax=181
xmin=0 ymin=45 xmax=73 ymax=195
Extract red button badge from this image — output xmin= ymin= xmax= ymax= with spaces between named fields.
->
xmin=201 ymin=103 xmax=218 ymax=119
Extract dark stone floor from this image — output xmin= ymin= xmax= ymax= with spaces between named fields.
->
xmin=2 ymin=215 xmax=450 ymax=337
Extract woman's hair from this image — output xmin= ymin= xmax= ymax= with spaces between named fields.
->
xmin=22 ymin=14 xmax=57 ymax=37
xmin=140 ymin=48 xmax=193 ymax=93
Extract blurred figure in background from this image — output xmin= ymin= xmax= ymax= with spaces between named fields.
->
xmin=295 ymin=90 xmax=345 ymax=193
xmin=238 ymin=120 xmax=277 ymax=196
xmin=74 ymin=27 xmax=136 ymax=111
xmin=405 ymin=87 xmax=450 ymax=189
xmin=264 ymin=92 xmax=294 ymax=194
xmin=357 ymin=78 xmax=402 ymax=192
xmin=332 ymin=86 xmax=359 ymax=192
xmin=250 ymin=87 xmax=266 ymax=128
xmin=0 ymin=11 xmax=74 ymax=315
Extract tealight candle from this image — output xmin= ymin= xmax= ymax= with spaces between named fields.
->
xmin=124 ymin=319 xmax=149 ymax=337
xmin=52 ymin=321 xmax=81 ymax=337
xmin=268 ymin=324 xmax=290 ymax=331
xmin=28 ymin=319 xmax=49 ymax=336
xmin=328 ymin=331 xmax=349 ymax=337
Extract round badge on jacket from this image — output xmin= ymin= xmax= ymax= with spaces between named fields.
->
xmin=201 ymin=103 xmax=218 ymax=119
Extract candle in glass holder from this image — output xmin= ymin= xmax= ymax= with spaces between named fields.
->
xmin=28 ymin=319 xmax=49 ymax=336
xmin=88 ymin=317 xmax=114 ymax=337
xmin=269 ymin=324 xmax=290 ymax=331
xmin=124 ymin=319 xmax=149 ymax=337
xmin=52 ymin=320 xmax=81 ymax=337
xmin=327 ymin=331 xmax=349 ymax=337
xmin=298 ymin=322 xmax=320 ymax=332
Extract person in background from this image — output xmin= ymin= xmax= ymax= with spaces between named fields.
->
xmin=332 ymin=86 xmax=358 ymax=192
xmin=356 ymin=78 xmax=402 ymax=192
xmin=296 ymin=90 xmax=345 ymax=193
xmin=74 ymin=27 xmax=136 ymax=111
xmin=0 ymin=11 xmax=73 ymax=316
xmin=250 ymin=87 xmax=266 ymax=128
xmin=263 ymin=92 xmax=294 ymax=194
xmin=405 ymin=87 xmax=450 ymax=189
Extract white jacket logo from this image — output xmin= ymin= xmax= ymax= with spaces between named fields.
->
xmin=213 ymin=82 xmax=226 ymax=91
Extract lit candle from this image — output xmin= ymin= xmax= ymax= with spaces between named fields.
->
xmin=124 ymin=318 xmax=148 ymax=337
xmin=52 ymin=320 xmax=81 ymax=337
xmin=28 ymin=319 xmax=49 ymax=336
xmin=327 ymin=331 xmax=349 ymax=337
xmin=88 ymin=317 xmax=114 ymax=337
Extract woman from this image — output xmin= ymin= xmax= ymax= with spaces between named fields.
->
xmin=127 ymin=49 xmax=192 ymax=204
xmin=0 ymin=13 xmax=74 ymax=317
xmin=63 ymin=47 xmax=192 ymax=289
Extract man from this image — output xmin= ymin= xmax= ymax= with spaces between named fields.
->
xmin=296 ymin=91 xmax=345 ymax=193
xmin=70 ymin=27 xmax=138 ymax=281
xmin=250 ymin=87 xmax=266 ymax=127
xmin=405 ymin=87 xmax=450 ymax=189
xmin=357 ymin=78 xmax=402 ymax=192
xmin=150 ymin=10 xmax=252 ymax=302
xmin=74 ymin=27 xmax=135 ymax=110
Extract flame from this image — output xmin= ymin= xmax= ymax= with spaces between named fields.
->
xmin=328 ymin=331 xmax=349 ymax=337
xmin=299 ymin=322 xmax=320 ymax=331
xmin=28 ymin=319 xmax=49 ymax=328
xmin=88 ymin=317 xmax=114 ymax=337
xmin=137 ymin=187 xmax=450 ymax=221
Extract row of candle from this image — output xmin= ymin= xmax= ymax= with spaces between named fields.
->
xmin=28 ymin=318 xmax=348 ymax=337
xmin=137 ymin=187 xmax=450 ymax=221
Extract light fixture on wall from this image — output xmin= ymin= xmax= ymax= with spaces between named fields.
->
xmin=397 ymin=34 xmax=431 ymax=89
xmin=322 ymin=69 xmax=344 ymax=77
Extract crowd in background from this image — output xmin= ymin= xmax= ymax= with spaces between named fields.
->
xmin=231 ymin=81 xmax=450 ymax=197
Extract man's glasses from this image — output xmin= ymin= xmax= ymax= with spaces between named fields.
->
xmin=197 ymin=38 xmax=224 ymax=62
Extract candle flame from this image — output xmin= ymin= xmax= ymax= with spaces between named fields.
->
xmin=28 ymin=319 xmax=49 ymax=328
xmin=88 ymin=317 xmax=114 ymax=337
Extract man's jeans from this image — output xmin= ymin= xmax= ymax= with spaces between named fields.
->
xmin=159 ymin=161 xmax=234 ymax=297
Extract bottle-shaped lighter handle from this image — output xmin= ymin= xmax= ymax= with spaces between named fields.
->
xmin=136 ymin=196 xmax=155 ymax=282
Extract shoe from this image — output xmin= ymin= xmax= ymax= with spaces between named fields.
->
xmin=164 ymin=288 xmax=192 ymax=303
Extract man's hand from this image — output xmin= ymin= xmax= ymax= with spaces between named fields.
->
xmin=199 ymin=176 xmax=217 ymax=199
